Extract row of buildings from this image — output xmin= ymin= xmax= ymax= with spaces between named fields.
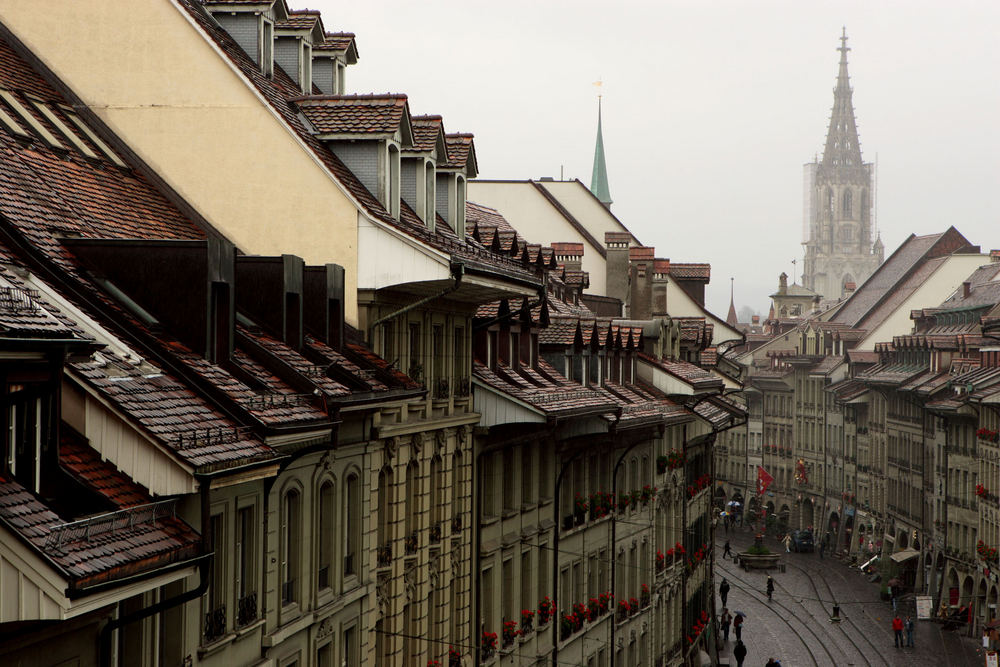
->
xmin=0 ymin=1 xmax=744 ymax=666
xmin=717 ymin=231 xmax=1000 ymax=634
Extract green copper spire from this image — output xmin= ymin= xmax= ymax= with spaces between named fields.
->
xmin=590 ymin=97 xmax=612 ymax=209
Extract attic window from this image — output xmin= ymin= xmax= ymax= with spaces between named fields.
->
xmin=0 ymin=100 xmax=29 ymax=140
xmin=60 ymin=106 xmax=128 ymax=167
xmin=29 ymin=99 xmax=98 ymax=160
xmin=0 ymin=90 xmax=64 ymax=149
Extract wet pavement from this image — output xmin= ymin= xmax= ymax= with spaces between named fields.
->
xmin=713 ymin=528 xmax=986 ymax=666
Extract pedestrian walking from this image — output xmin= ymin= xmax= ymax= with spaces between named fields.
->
xmin=892 ymin=615 xmax=904 ymax=648
xmin=766 ymin=574 xmax=774 ymax=602
xmin=720 ymin=608 xmax=732 ymax=641
xmin=783 ymin=533 xmax=792 ymax=553
xmin=733 ymin=611 xmax=743 ymax=640
xmin=732 ymin=639 xmax=747 ymax=667
xmin=904 ymin=615 xmax=915 ymax=647
xmin=765 ymin=659 xmax=778 ymax=667
xmin=720 ymin=577 xmax=730 ymax=607
xmin=724 ymin=540 xmax=733 ymax=559
xmin=819 ymin=537 xmax=825 ymax=559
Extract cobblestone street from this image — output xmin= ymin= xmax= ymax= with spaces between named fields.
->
xmin=714 ymin=530 xmax=987 ymax=666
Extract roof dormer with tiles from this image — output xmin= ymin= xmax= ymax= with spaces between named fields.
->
xmin=437 ymin=133 xmax=477 ymax=237
xmin=274 ymin=9 xmax=325 ymax=94
xmin=203 ymin=0 xmax=286 ymax=78
xmin=404 ymin=114 xmax=448 ymax=229
xmin=312 ymin=32 xmax=358 ymax=95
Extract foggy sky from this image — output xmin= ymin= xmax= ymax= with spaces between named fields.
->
xmin=315 ymin=0 xmax=1000 ymax=318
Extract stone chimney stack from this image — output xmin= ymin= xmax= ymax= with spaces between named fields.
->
xmin=605 ymin=232 xmax=631 ymax=314
xmin=629 ymin=246 xmax=655 ymax=320
xmin=752 ymin=315 xmax=760 ymax=325
xmin=778 ymin=272 xmax=788 ymax=295
xmin=652 ymin=259 xmax=671 ymax=317
xmin=552 ymin=242 xmax=584 ymax=271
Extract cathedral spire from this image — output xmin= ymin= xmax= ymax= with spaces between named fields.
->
xmin=590 ymin=95 xmax=613 ymax=209
xmin=820 ymin=27 xmax=863 ymax=175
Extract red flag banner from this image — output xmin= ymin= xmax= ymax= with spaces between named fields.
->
xmin=757 ymin=465 xmax=774 ymax=496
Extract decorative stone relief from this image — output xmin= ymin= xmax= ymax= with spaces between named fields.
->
xmin=435 ymin=429 xmax=448 ymax=455
xmin=411 ymin=432 xmax=424 ymax=457
xmin=316 ymin=616 xmax=334 ymax=639
xmin=384 ymin=437 xmax=399 ymax=464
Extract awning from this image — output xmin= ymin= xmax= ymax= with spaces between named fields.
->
xmin=891 ymin=548 xmax=919 ymax=563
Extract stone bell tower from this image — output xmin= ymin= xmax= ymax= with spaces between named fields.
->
xmin=802 ymin=29 xmax=883 ymax=300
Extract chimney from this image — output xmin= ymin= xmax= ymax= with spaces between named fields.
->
xmin=778 ymin=272 xmax=788 ymax=295
xmin=963 ymin=281 xmax=972 ymax=299
xmin=604 ymin=232 xmax=631 ymax=314
xmin=651 ymin=260 xmax=670 ymax=317
xmin=991 ymin=250 xmax=1000 ymax=263
xmin=552 ymin=242 xmax=584 ymax=271
xmin=235 ymin=255 xmax=306 ymax=350
xmin=751 ymin=315 xmax=760 ymax=325
xmin=65 ymin=237 xmax=236 ymax=363
xmin=304 ymin=264 xmax=346 ymax=352
xmin=628 ymin=246 xmax=655 ymax=320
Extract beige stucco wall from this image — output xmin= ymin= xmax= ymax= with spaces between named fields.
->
xmin=856 ymin=254 xmax=987 ymax=350
xmin=468 ymin=181 xmax=608 ymax=296
xmin=536 ymin=179 xmax=639 ymax=245
xmin=0 ymin=0 xmax=361 ymax=324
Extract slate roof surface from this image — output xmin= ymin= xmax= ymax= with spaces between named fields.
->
xmin=0 ymin=472 xmax=200 ymax=588
xmin=937 ymin=264 xmax=1000 ymax=309
xmin=295 ymin=94 xmax=408 ymax=135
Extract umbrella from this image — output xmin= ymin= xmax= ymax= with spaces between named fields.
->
xmin=728 ymin=500 xmax=742 ymax=507
xmin=720 ymin=511 xmax=729 ymax=517
xmin=733 ymin=610 xmax=747 ymax=617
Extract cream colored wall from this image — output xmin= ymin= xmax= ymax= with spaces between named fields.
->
xmin=0 ymin=0 xmax=360 ymax=324
xmin=468 ymin=181 xmax=607 ymax=295
xmin=537 ymin=180 xmax=639 ymax=245
xmin=665 ymin=280 xmax=742 ymax=345
xmin=857 ymin=254 xmax=987 ymax=351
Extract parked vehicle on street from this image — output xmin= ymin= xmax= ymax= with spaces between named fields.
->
xmin=791 ymin=529 xmax=814 ymax=552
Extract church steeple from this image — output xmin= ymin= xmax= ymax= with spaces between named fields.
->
xmin=819 ymin=28 xmax=864 ymax=178
xmin=726 ymin=277 xmax=738 ymax=327
xmin=590 ymin=97 xmax=612 ymax=209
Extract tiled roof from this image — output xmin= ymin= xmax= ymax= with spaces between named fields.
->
xmin=808 ymin=356 xmax=844 ymax=376
xmin=474 ymin=361 xmax=617 ymax=418
xmin=441 ymin=133 xmax=474 ymax=170
xmin=832 ymin=228 xmax=973 ymax=327
xmin=315 ymin=32 xmax=357 ymax=53
xmin=0 ymin=473 xmax=200 ymax=589
xmin=276 ymin=14 xmax=321 ymax=31
xmin=237 ymin=325 xmax=351 ymax=397
xmin=177 ymin=1 xmax=537 ymax=286
xmin=539 ymin=318 xmax=578 ymax=346
xmin=937 ymin=263 xmax=1000 ymax=309
xmin=637 ymin=352 xmax=724 ymax=392
xmin=827 ymin=378 xmax=868 ymax=402
xmin=669 ymin=263 xmax=711 ymax=281
xmin=691 ymin=395 xmax=747 ymax=429
xmin=72 ymin=357 xmax=276 ymax=470
xmin=410 ymin=114 xmax=445 ymax=154
xmin=59 ymin=431 xmax=149 ymax=508
xmin=858 ymin=362 xmax=926 ymax=386
xmin=294 ymin=94 xmax=409 ymax=135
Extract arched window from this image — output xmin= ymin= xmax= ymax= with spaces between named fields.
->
xmin=430 ymin=456 xmax=442 ymax=536
xmin=842 ymin=190 xmax=853 ymax=218
xmin=344 ymin=473 xmax=359 ymax=577
xmin=318 ymin=481 xmax=334 ymax=590
xmin=281 ymin=488 xmax=301 ymax=604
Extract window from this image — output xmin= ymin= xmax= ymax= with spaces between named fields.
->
xmin=538 ymin=542 xmax=549 ymax=603
xmin=482 ymin=567 xmax=494 ymax=634
xmin=502 ymin=558 xmax=514 ymax=622
xmin=382 ymin=321 xmax=395 ymax=363
xmin=344 ymin=474 xmax=360 ymax=577
xmin=30 ymin=100 xmax=97 ymax=159
xmin=281 ymin=490 xmax=300 ymax=605
xmin=433 ymin=325 xmax=445 ymax=395
xmin=408 ymin=322 xmax=422 ymax=380
xmin=430 ymin=456 xmax=442 ymax=534
xmin=405 ymin=460 xmax=419 ymax=553
xmin=452 ymin=451 xmax=463 ymax=528
xmin=317 ymin=642 xmax=333 ymax=667
xmin=378 ymin=467 xmax=392 ymax=557
xmin=453 ymin=326 xmax=466 ymax=392
xmin=481 ymin=453 xmax=497 ymax=519
xmin=502 ymin=448 xmax=515 ymax=512
xmin=521 ymin=551 xmax=532 ymax=617
xmin=236 ymin=505 xmax=257 ymax=626
xmin=205 ymin=512 xmax=226 ymax=641
xmin=0 ymin=90 xmax=63 ymax=149
xmin=342 ymin=625 xmax=357 ymax=667
xmin=4 ymin=382 xmax=48 ymax=493
xmin=318 ymin=482 xmax=334 ymax=590
xmin=521 ymin=446 xmax=533 ymax=505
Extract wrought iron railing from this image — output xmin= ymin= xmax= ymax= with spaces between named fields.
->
xmin=45 ymin=499 xmax=177 ymax=549
xmin=236 ymin=592 xmax=257 ymax=627
xmin=204 ymin=604 xmax=226 ymax=641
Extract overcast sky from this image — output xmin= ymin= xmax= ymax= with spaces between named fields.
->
xmin=317 ymin=0 xmax=1000 ymax=318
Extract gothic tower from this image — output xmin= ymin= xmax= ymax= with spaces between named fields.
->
xmin=802 ymin=29 xmax=883 ymax=300
xmin=590 ymin=97 xmax=613 ymax=209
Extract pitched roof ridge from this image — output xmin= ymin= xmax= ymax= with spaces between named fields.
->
xmin=411 ymin=114 xmax=444 ymax=122
xmin=292 ymin=92 xmax=408 ymax=103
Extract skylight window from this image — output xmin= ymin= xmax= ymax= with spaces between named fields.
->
xmin=0 ymin=89 xmax=64 ymax=149
xmin=0 ymin=100 xmax=29 ymax=140
xmin=59 ymin=105 xmax=128 ymax=168
xmin=29 ymin=99 xmax=98 ymax=159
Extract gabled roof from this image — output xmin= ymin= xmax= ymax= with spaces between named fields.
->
xmin=409 ymin=114 xmax=447 ymax=158
xmin=441 ymin=133 xmax=478 ymax=176
xmin=294 ymin=94 xmax=413 ymax=143
xmin=314 ymin=31 xmax=359 ymax=64
xmin=276 ymin=9 xmax=325 ymax=42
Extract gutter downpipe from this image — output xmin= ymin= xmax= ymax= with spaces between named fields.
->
xmin=366 ymin=261 xmax=464 ymax=344
xmin=99 ymin=476 xmax=214 ymax=667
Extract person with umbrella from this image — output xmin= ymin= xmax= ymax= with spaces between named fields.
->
xmin=733 ymin=610 xmax=745 ymax=640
